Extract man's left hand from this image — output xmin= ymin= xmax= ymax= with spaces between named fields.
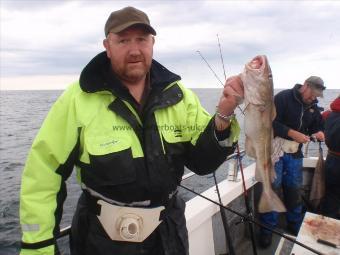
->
xmin=215 ymin=75 xmax=244 ymax=131
xmin=312 ymin=131 xmax=325 ymax=142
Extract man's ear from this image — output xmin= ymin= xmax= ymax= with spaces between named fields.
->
xmin=301 ymin=83 xmax=308 ymax=93
xmin=103 ymin=39 xmax=111 ymax=58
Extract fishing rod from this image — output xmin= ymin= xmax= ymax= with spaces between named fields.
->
xmin=179 ymin=183 xmax=323 ymax=255
xmin=217 ymin=34 xmax=227 ymax=82
xmin=213 ymin=171 xmax=236 ymax=255
xmin=215 ymin=34 xmax=258 ymax=255
xmin=196 ymin=41 xmax=247 ymax=255
xmin=197 ymin=45 xmax=237 ymax=255
xmin=235 ymin=144 xmax=258 ymax=255
xmin=209 ymin=36 xmax=238 ymax=255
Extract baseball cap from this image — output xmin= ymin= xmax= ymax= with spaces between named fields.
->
xmin=305 ymin=76 xmax=326 ymax=97
xmin=104 ymin=6 xmax=156 ymax=36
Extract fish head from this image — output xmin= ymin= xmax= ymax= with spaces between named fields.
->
xmin=241 ymin=55 xmax=274 ymax=105
xmin=249 ymin=55 xmax=263 ymax=69
xmin=247 ymin=55 xmax=272 ymax=83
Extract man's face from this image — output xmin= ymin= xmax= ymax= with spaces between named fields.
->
xmin=301 ymin=84 xmax=319 ymax=104
xmin=104 ymin=27 xmax=154 ymax=84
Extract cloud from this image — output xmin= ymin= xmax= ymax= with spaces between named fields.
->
xmin=1 ymin=0 xmax=339 ymax=89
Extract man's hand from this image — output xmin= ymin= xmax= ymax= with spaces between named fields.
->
xmin=312 ymin=131 xmax=325 ymax=142
xmin=215 ymin=75 xmax=244 ymax=131
xmin=288 ymin=129 xmax=310 ymax=143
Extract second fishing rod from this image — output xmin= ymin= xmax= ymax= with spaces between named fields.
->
xmin=179 ymin=182 xmax=323 ymax=255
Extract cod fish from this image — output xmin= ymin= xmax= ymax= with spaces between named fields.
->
xmin=240 ymin=55 xmax=286 ymax=213
xmin=309 ymin=142 xmax=325 ymax=212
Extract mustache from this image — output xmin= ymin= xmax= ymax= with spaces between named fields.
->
xmin=126 ymin=56 xmax=144 ymax=62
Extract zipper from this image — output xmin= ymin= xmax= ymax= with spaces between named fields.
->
xmin=293 ymin=90 xmax=304 ymax=131
xmin=295 ymin=95 xmax=316 ymax=132
xmin=298 ymin=103 xmax=303 ymax=131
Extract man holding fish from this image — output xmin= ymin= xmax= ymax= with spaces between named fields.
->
xmin=258 ymin=75 xmax=325 ymax=248
xmin=19 ymin=6 xmax=245 ymax=255
xmin=18 ymin=6 xmax=324 ymax=252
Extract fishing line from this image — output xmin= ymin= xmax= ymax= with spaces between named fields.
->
xmin=217 ymin=34 xmax=227 ymax=82
xmin=179 ymin=183 xmax=323 ymax=255
xmin=196 ymin=49 xmax=245 ymax=115
xmin=196 ymin=50 xmax=224 ymax=87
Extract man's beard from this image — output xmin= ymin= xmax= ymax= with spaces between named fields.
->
xmin=122 ymin=64 xmax=149 ymax=83
xmin=114 ymin=59 xmax=151 ymax=84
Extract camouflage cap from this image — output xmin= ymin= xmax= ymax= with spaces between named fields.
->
xmin=104 ymin=6 xmax=156 ymax=36
xmin=305 ymin=76 xmax=326 ymax=97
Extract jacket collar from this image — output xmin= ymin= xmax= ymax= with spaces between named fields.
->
xmin=292 ymin=84 xmax=318 ymax=107
xmin=79 ymin=51 xmax=181 ymax=96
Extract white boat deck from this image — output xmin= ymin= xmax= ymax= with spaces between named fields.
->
xmin=184 ymin=157 xmax=320 ymax=255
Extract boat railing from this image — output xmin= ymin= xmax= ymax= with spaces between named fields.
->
xmin=182 ymin=150 xmax=246 ymax=181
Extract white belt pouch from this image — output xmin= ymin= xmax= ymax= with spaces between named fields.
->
xmin=97 ymin=199 xmax=165 ymax=242
xmin=282 ymin=139 xmax=299 ymax=153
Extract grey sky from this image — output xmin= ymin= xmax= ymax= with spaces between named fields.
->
xmin=1 ymin=0 xmax=339 ymax=89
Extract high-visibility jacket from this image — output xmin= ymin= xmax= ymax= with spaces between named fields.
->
xmin=20 ymin=52 xmax=240 ymax=254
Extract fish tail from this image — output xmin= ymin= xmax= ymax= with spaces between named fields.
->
xmin=258 ymin=189 xmax=286 ymax=213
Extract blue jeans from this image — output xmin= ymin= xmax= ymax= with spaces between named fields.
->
xmin=260 ymin=153 xmax=304 ymax=235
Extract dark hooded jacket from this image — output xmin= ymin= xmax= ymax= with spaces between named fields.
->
xmin=273 ymin=84 xmax=324 ymax=158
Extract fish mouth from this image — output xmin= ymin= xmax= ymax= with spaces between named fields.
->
xmin=249 ymin=56 xmax=263 ymax=69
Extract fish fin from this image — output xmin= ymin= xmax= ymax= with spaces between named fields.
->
xmin=272 ymin=104 xmax=276 ymax=121
xmin=270 ymin=166 xmax=276 ymax=183
xmin=258 ymin=189 xmax=286 ymax=213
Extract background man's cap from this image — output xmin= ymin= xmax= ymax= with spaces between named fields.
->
xmin=104 ymin=6 xmax=156 ymax=36
xmin=305 ymin=76 xmax=326 ymax=97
